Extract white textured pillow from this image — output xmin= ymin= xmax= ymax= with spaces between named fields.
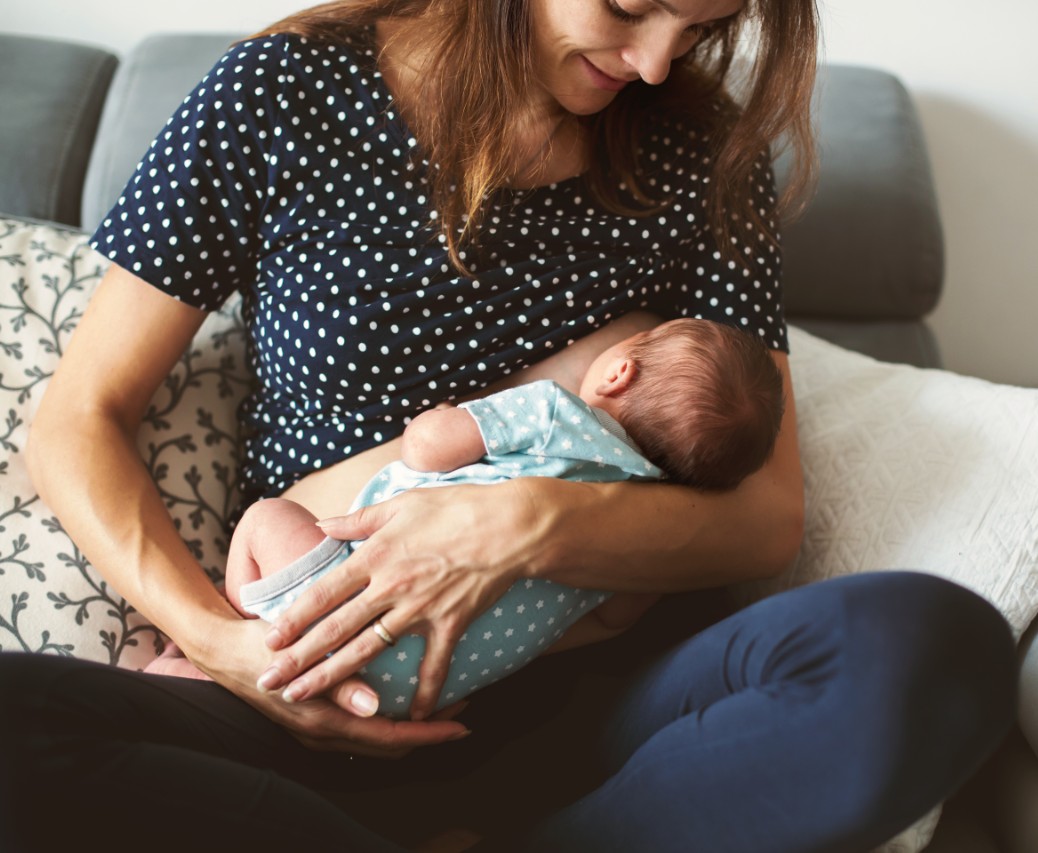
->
xmin=737 ymin=326 xmax=1038 ymax=853
xmin=739 ymin=326 xmax=1038 ymax=636
xmin=0 ymin=216 xmax=247 ymax=668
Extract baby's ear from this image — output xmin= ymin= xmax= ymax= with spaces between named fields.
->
xmin=595 ymin=357 xmax=637 ymax=398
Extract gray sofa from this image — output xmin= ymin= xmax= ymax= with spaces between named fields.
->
xmin=2 ymin=30 xmax=1036 ymax=852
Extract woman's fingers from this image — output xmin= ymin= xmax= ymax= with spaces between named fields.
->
xmin=315 ymin=499 xmax=397 ymax=545
xmin=208 ymin=618 xmax=470 ymax=758
xmin=274 ymin=695 xmax=470 ymax=757
xmin=409 ymin=626 xmax=462 ymax=721
xmin=264 ymin=550 xmax=373 ymax=651
xmin=261 ymin=485 xmax=526 ymax=713
xmin=262 ymin=502 xmax=402 ymax=658
xmin=323 ymin=676 xmax=386 ymax=718
xmin=274 ymin=618 xmax=398 ymax=704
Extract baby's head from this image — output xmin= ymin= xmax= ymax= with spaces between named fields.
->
xmin=585 ymin=319 xmax=785 ymax=490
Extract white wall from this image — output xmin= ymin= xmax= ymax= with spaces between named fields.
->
xmin=8 ymin=1 xmax=1038 ymax=386
xmin=821 ymin=0 xmax=1038 ymax=387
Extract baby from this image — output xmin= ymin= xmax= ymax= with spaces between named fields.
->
xmin=148 ymin=319 xmax=785 ymax=718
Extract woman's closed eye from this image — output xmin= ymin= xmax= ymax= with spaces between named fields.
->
xmin=604 ymin=0 xmax=717 ymax=39
xmin=605 ymin=0 xmax=643 ymax=24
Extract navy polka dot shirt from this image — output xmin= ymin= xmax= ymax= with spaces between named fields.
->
xmin=91 ymin=31 xmax=787 ymax=506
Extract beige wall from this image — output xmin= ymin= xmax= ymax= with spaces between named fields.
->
xmin=8 ymin=0 xmax=1038 ymax=386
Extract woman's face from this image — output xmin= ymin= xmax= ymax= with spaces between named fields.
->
xmin=528 ymin=0 xmax=744 ymax=115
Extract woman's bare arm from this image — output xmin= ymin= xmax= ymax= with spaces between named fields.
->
xmin=27 ymin=263 xmax=468 ymax=752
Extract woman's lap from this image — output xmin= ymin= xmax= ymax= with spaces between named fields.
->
xmin=0 ymin=572 xmax=1017 ymax=852
xmin=502 ymin=571 xmax=1017 ymax=852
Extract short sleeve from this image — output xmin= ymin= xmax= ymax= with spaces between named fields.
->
xmin=458 ymin=381 xmax=558 ymax=456
xmin=460 ymin=381 xmax=661 ymax=480
xmin=89 ymin=37 xmax=287 ymax=310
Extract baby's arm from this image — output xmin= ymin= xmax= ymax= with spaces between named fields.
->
xmin=400 ymin=405 xmax=487 ymax=472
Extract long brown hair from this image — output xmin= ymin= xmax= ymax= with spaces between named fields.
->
xmin=248 ymin=0 xmax=818 ymax=271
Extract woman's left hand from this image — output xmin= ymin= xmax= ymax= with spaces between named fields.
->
xmin=255 ymin=479 xmax=547 ymax=720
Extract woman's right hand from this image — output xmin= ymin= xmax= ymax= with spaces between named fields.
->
xmin=197 ymin=614 xmax=471 ymax=757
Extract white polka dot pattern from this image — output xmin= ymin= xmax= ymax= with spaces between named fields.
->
xmin=89 ymin=30 xmax=786 ymax=507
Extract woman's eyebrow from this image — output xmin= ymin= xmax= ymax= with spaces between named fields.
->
xmin=647 ymin=0 xmax=738 ymax=23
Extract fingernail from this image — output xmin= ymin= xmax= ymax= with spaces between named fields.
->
xmin=315 ymin=517 xmax=340 ymax=528
xmin=449 ymin=729 xmax=472 ymax=741
xmin=282 ymin=681 xmax=307 ymax=703
xmin=351 ymin=689 xmax=379 ymax=717
xmin=265 ymin=626 xmax=285 ymax=650
xmin=411 ymin=708 xmax=427 ymax=722
xmin=256 ymin=665 xmax=281 ymax=692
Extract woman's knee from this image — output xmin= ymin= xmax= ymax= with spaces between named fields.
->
xmin=827 ymin=573 xmax=1017 ymax=801
xmin=838 ymin=572 xmax=1016 ymax=698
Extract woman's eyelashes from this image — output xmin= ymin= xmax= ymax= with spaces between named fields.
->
xmin=604 ymin=0 xmax=714 ymax=39
xmin=605 ymin=0 xmax=641 ymax=24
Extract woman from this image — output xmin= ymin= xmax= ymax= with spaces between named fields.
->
xmin=2 ymin=1 xmax=1016 ymax=850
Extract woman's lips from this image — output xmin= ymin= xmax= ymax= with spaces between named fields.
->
xmin=580 ymin=56 xmax=630 ymax=92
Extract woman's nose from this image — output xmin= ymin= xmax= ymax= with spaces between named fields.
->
xmin=619 ymin=30 xmax=683 ymax=85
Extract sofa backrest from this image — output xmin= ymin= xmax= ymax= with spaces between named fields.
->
xmin=0 ymin=33 xmax=118 ymax=226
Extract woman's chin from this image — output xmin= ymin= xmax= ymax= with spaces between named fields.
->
xmin=556 ymin=89 xmax=619 ymax=117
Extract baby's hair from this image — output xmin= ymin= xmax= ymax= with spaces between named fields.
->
xmin=619 ymin=320 xmax=785 ymax=490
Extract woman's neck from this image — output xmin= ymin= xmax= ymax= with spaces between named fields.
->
xmin=374 ymin=17 xmax=587 ymax=189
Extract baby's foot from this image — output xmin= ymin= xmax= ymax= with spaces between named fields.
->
xmin=143 ymin=641 xmax=212 ymax=681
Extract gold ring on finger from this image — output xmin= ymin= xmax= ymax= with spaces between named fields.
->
xmin=372 ymin=618 xmax=397 ymax=647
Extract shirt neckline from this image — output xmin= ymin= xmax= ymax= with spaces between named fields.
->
xmin=354 ymin=26 xmax=584 ymax=200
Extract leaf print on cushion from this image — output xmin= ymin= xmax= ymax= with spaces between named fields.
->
xmin=0 ymin=215 xmax=249 ymax=668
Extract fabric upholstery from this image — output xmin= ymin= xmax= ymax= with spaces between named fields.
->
xmin=0 ymin=34 xmax=117 ymax=227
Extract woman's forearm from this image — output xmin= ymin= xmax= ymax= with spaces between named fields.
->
xmin=25 ymin=264 xmax=238 ymax=666
xmin=523 ymin=474 xmax=804 ymax=593
xmin=27 ymin=412 xmax=237 ymax=661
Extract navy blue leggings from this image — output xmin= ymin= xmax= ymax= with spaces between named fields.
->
xmin=0 ymin=572 xmax=1017 ymax=852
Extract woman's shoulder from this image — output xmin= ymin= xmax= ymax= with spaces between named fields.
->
xmin=208 ymin=28 xmax=378 ymax=84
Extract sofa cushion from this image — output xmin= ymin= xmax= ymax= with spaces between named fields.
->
xmin=0 ymin=214 xmax=247 ymax=667
xmin=737 ymin=326 xmax=1038 ymax=636
xmin=777 ymin=65 xmax=944 ymax=322
xmin=0 ymin=35 xmax=118 ymax=227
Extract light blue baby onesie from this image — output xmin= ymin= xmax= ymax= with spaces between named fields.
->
xmin=239 ymin=379 xmax=662 ymax=718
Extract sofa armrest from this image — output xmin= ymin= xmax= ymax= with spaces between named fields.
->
xmin=779 ymin=65 xmax=944 ymax=323
xmin=0 ymin=34 xmax=118 ymax=226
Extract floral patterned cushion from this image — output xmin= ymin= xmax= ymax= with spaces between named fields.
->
xmin=0 ymin=215 xmax=248 ymax=668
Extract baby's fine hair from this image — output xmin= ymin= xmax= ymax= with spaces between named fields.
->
xmin=619 ymin=320 xmax=785 ymax=490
